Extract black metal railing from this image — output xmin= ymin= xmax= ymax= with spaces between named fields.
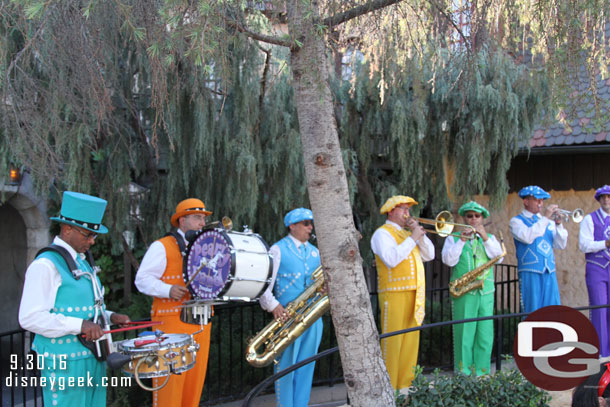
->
xmin=241 ymin=303 xmax=610 ymax=407
xmin=1 ymin=261 xmax=520 ymax=407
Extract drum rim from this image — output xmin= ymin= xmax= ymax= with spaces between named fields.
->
xmin=183 ymin=229 xmax=273 ymax=301
xmin=117 ymin=334 xmax=192 ymax=353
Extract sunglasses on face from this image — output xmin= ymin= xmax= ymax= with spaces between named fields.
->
xmin=300 ymin=220 xmax=313 ymax=227
xmin=465 ymin=213 xmax=482 ymax=219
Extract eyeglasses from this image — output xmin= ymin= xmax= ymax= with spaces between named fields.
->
xmin=72 ymin=226 xmax=98 ymax=240
xmin=300 ymin=220 xmax=313 ymax=227
xmin=465 ymin=213 xmax=482 ymax=219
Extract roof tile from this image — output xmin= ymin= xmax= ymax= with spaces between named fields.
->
xmin=534 ymin=129 xmax=545 ymax=139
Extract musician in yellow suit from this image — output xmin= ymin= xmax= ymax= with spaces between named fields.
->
xmin=135 ymin=198 xmax=213 ymax=407
xmin=371 ymin=195 xmax=435 ymax=389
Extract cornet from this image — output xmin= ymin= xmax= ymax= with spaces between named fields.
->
xmin=406 ymin=211 xmax=477 ymax=238
xmin=552 ymin=208 xmax=584 ymax=223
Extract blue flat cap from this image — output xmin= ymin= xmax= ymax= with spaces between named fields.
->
xmin=518 ymin=185 xmax=551 ymax=200
xmin=284 ymin=208 xmax=313 ymax=227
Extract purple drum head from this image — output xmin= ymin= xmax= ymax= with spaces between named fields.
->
xmin=184 ymin=230 xmax=234 ymax=299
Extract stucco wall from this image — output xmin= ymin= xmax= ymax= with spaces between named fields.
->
xmin=470 ymin=189 xmax=598 ymax=309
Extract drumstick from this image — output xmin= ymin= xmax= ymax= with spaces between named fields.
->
xmin=185 ymin=251 xmax=222 ymax=288
xmin=134 ymin=336 xmax=167 ymax=347
xmin=185 ymin=259 xmax=208 ymax=287
xmin=80 ymin=321 xmax=163 ymax=337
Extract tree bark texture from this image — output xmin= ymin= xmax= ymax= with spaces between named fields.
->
xmin=286 ymin=2 xmax=395 ymax=406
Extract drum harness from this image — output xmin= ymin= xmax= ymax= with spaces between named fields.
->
xmin=36 ymin=245 xmax=114 ymax=361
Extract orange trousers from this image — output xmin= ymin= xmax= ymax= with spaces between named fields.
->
xmin=151 ymin=315 xmax=212 ymax=407
xmin=379 ymin=291 xmax=420 ymax=390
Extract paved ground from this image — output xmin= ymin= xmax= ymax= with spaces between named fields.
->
xmin=214 ymin=382 xmax=573 ymax=407
xmin=213 ymin=359 xmax=576 ymax=407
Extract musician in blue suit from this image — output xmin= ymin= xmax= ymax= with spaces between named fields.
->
xmin=259 ymin=208 xmax=323 ymax=407
xmin=509 ymin=185 xmax=568 ymax=313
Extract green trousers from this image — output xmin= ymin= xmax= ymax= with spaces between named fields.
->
xmin=451 ymin=291 xmax=494 ymax=376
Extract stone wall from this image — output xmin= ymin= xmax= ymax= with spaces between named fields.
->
xmin=0 ymin=174 xmax=50 ymax=332
xmin=469 ymin=189 xmax=598 ymax=309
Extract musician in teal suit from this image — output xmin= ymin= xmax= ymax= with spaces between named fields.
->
xmin=259 ymin=208 xmax=323 ymax=407
xmin=509 ymin=185 xmax=568 ymax=313
xmin=19 ymin=191 xmax=130 ymax=407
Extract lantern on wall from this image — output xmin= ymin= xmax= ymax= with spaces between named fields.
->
xmin=9 ymin=165 xmax=22 ymax=185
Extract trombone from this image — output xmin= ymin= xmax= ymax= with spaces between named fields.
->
xmin=407 ymin=210 xmax=477 ymax=239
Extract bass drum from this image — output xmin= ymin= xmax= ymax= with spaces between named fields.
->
xmin=183 ymin=229 xmax=272 ymax=301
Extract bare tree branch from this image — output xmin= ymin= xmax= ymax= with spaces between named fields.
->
xmin=224 ymin=16 xmax=291 ymax=47
xmin=323 ymin=0 xmax=404 ymax=28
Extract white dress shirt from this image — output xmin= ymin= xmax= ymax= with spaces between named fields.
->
xmin=258 ymin=234 xmax=310 ymax=313
xmin=370 ymin=220 xmax=435 ymax=268
xmin=442 ymin=234 xmax=504 ymax=267
xmin=19 ymin=236 xmax=112 ymax=338
xmin=135 ymin=229 xmax=187 ymax=299
xmin=579 ymin=209 xmax=610 ymax=253
xmin=509 ymin=209 xmax=568 ymax=249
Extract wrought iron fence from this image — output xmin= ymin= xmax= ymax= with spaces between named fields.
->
xmin=1 ymin=261 xmax=520 ymax=407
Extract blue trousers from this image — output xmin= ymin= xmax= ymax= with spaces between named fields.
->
xmin=40 ymin=356 xmax=106 ymax=407
xmin=586 ymin=262 xmax=610 ymax=357
xmin=519 ymin=270 xmax=561 ymax=314
xmin=274 ymin=318 xmax=323 ymax=407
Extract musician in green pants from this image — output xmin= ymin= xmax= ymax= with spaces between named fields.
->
xmin=441 ymin=201 xmax=504 ymax=376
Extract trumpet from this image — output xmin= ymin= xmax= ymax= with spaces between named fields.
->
xmin=552 ymin=208 xmax=584 ymax=223
xmin=406 ymin=211 xmax=477 ymax=238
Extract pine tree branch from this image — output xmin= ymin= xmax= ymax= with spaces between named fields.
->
xmin=323 ymin=0 xmax=405 ymax=28
xmin=225 ymin=16 xmax=291 ymax=48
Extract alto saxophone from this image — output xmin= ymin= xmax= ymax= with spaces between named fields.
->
xmin=448 ymin=235 xmax=506 ymax=298
xmin=246 ymin=266 xmax=328 ymax=367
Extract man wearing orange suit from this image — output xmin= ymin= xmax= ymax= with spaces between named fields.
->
xmin=371 ymin=195 xmax=434 ymax=389
xmin=135 ymin=198 xmax=213 ymax=407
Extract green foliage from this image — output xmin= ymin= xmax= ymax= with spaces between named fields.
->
xmin=399 ymin=366 xmax=551 ymax=407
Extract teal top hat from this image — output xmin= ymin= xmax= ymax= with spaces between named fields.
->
xmin=50 ymin=191 xmax=109 ymax=234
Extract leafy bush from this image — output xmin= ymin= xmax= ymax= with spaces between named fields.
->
xmin=398 ymin=366 xmax=551 ymax=407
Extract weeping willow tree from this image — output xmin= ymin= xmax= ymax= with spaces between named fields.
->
xmin=0 ymin=1 xmax=307 ymax=245
xmin=2 ymin=0 xmax=610 ymax=405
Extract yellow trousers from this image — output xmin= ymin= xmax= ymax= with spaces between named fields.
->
xmin=152 ymin=316 xmax=212 ymax=407
xmin=379 ymin=291 xmax=420 ymax=389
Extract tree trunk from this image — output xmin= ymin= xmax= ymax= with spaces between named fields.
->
xmin=286 ymin=2 xmax=395 ymax=406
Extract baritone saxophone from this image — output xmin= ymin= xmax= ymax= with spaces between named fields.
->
xmin=448 ymin=233 xmax=506 ymax=298
xmin=246 ymin=266 xmax=328 ymax=367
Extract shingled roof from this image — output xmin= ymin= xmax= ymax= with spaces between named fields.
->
xmin=530 ymin=65 xmax=610 ymax=148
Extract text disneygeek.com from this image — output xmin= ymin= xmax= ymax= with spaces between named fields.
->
xmin=5 ymin=373 xmax=131 ymax=390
